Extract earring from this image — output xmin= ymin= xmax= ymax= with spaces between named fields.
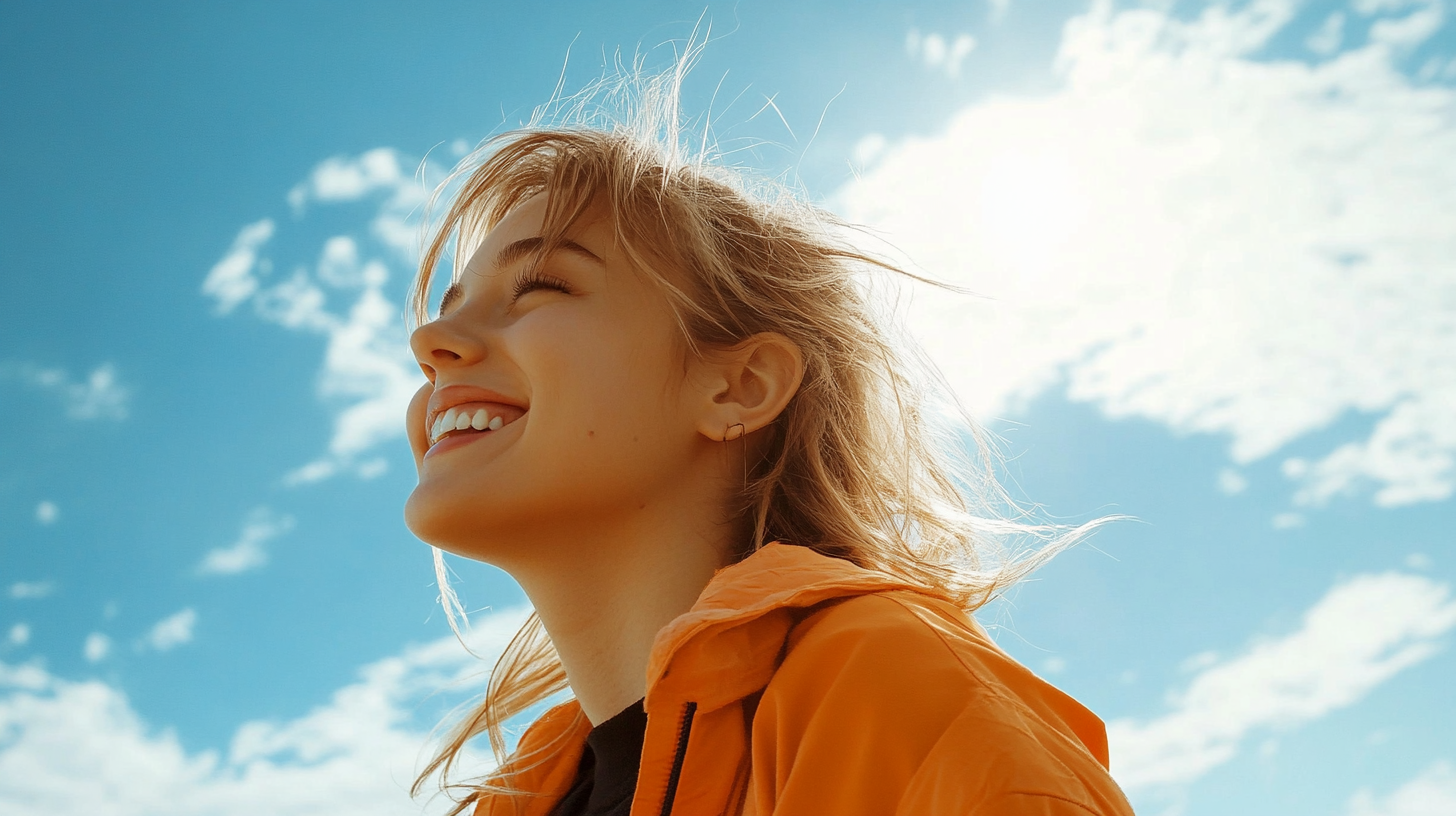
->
xmin=723 ymin=422 xmax=746 ymax=442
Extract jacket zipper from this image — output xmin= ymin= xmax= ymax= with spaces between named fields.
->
xmin=658 ymin=701 xmax=698 ymax=816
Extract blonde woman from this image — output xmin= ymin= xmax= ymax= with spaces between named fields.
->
xmin=405 ymin=68 xmax=1135 ymax=816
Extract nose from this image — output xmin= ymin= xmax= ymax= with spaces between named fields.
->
xmin=410 ymin=311 xmax=489 ymax=380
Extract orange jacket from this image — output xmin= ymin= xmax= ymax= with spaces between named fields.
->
xmin=477 ymin=543 xmax=1135 ymax=816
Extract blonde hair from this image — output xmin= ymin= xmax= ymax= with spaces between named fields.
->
xmin=409 ymin=55 xmax=1110 ymax=813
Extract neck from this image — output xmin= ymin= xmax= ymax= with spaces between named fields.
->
xmin=504 ymin=480 xmax=738 ymax=725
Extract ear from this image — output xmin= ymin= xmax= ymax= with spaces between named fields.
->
xmin=691 ymin=332 xmax=805 ymax=442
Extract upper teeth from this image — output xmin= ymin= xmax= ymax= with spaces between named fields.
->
xmin=430 ymin=407 xmax=508 ymax=444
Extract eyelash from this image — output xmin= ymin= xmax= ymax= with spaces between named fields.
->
xmin=511 ymin=269 xmax=572 ymax=301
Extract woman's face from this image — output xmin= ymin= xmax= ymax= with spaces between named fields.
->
xmin=404 ymin=195 xmax=706 ymax=563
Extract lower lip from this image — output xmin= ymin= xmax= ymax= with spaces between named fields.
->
xmin=424 ymin=428 xmax=497 ymax=459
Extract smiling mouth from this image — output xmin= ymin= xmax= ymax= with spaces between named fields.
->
xmin=427 ymin=402 xmax=526 ymax=447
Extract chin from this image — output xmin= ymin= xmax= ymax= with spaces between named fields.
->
xmin=404 ymin=482 xmax=522 ymax=562
xmin=405 ymin=486 xmax=474 ymax=552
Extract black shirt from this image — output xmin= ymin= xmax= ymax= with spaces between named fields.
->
xmin=547 ymin=699 xmax=649 ymax=816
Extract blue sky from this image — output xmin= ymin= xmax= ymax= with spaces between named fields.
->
xmin=2 ymin=1 xmax=1454 ymax=813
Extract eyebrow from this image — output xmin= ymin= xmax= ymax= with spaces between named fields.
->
xmin=438 ymin=236 xmax=604 ymax=314
xmin=494 ymin=236 xmax=603 ymax=272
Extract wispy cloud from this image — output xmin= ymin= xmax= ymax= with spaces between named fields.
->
xmin=8 ymin=582 xmax=54 ymax=601
xmin=202 ymin=150 xmax=431 ymax=484
xmin=1108 ymin=572 xmax=1456 ymax=791
xmin=143 ymin=609 xmax=197 ymax=652
xmin=1307 ymin=11 xmax=1346 ymax=54
xmin=1272 ymin=511 xmax=1306 ymax=530
xmin=285 ymin=147 xmax=427 ymax=261
xmin=905 ymin=29 xmax=977 ymax=78
xmin=6 ymin=363 xmax=130 ymax=421
xmin=197 ymin=508 xmax=294 ymax=576
xmin=839 ymin=1 xmax=1456 ymax=512
xmin=1364 ymin=0 xmax=1445 ymax=49
xmin=288 ymin=148 xmax=405 ymax=210
xmin=34 ymin=501 xmax=59 ymax=525
xmin=1216 ymin=469 xmax=1248 ymax=496
xmin=82 ymin=633 xmax=111 ymax=664
xmin=0 ymin=608 xmax=524 ymax=815
xmin=8 ymin=624 xmax=30 ymax=647
xmin=201 ymin=219 xmax=275 ymax=315
xmin=1349 ymin=760 xmax=1456 ymax=816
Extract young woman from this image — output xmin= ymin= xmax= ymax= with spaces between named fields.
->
xmin=403 ymin=72 xmax=1135 ymax=816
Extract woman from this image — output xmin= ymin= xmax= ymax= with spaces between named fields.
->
xmin=404 ymin=69 xmax=1135 ymax=816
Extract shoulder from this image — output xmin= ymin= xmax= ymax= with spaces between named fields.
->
xmin=750 ymin=590 xmax=1133 ymax=814
xmin=781 ymin=590 xmax=1005 ymax=694
xmin=766 ymin=591 xmax=1052 ymax=722
xmin=763 ymin=591 xmax=996 ymax=742
xmin=780 ymin=591 xmax=1103 ymax=738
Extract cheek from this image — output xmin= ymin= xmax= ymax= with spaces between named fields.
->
xmin=495 ymin=316 xmax=695 ymax=525
xmin=527 ymin=315 xmax=682 ymax=440
xmin=405 ymin=382 xmax=432 ymax=462
xmin=404 ymin=305 xmax=692 ymax=552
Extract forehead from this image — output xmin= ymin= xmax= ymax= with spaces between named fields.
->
xmin=485 ymin=194 xmax=551 ymax=245
xmin=466 ymin=194 xmax=611 ymax=270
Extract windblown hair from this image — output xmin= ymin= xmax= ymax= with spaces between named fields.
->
xmin=409 ymin=57 xmax=1109 ymax=814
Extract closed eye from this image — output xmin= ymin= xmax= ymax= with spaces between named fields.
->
xmin=511 ymin=269 xmax=573 ymax=301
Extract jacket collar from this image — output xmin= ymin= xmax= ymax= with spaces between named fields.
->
xmin=486 ymin=543 xmax=928 ymax=812
xmin=644 ymin=542 xmax=923 ymax=713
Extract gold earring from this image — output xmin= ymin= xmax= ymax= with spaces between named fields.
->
xmin=724 ymin=422 xmax=746 ymax=442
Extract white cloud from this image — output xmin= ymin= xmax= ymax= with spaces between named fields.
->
xmin=852 ymin=133 xmax=888 ymax=168
xmin=318 ymin=236 xmax=385 ymax=288
xmin=1405 ymin=552 xmax=1433 ymax=570
xmin=204 ymin=150 xmax=430 ymax=484
xmin=1216 ymin=468 xmax=1248 ymax=495
xmin=8 ymin=624 xmax=30 ymax=647
xmin=202 ymin=219 xmax=275 ymax=315
xmin=1108 ymin=572 xmax=1456 ymax=791
xmin=9 ymin=363 xmax=130 ymax=421
xmin=1364 ymin=0 xmax=1445 ymax=50
xmin=313 ymin=287 xmax=421 ymax=457
xmin=282 ymin=459 xmax=337 ymax=486
xmin=83 ymin=633 xmax=111 ymax=664
xmin=253 ymin=271 xmax=336 ymax=333
xmin=8 ymin=582 xmax=54 ymax=600
xmin=1353 ymin=0 xmax=1426 ymax=12
xmin=905 ymin=29 xmax=977 ymax=78
xmin=1349 ymin=761 xmax=1456 ymax=816
xmin=289 ymin=148 xmax=405 ymax=209
xmin=1307 ymin=11 xmax=1345 ymax=55
xmin=272 ymin=276 xmax=422 ymax=485
xmin=840 ymin=1 xmax=1456 ymax=512
xmin=34 ymin=501 xmax=58 ymax=525
xmin=0 ymin=609 xmax=524 ymax=816
xmin=1417 ymin=53 xmax=1456 ymax=80
xmin=286 ymin=148 xmax=427 ymax=263
xmin=1272 ymin=511 xmax=1306 ymax=529
xmin=1178 ymin=650 xmax=1219 ymax=674
xmin=357 ymin=457 xmax=389 ymax=479
xmin=62 ymin=365 xmax=129 ymax=420
xmin=197 ymin=508 xmax=295 ymax=576
xmin=144 ymin=609 xmax=197 ymax=652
